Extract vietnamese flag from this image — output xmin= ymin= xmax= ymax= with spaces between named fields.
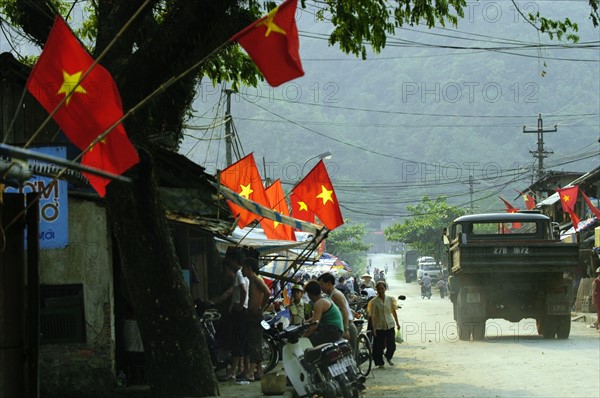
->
xmin=499 ymin=196 xmax=521 ymax=229
xmin=26 ymin=16 xmax=139 ymax=197
xmin=263 ymin=179 xmax=296 ymax=241
xmin=219 ymin=153 xmax=271 ymax=228
xmin=515 ymin=189 xmax=536 ymax=210
xmin=292 ymin=160 xmax=343 ymax=230
xmin=290 ymin=192 xmax=315 ymax=223
xmin=230 ymin=0 xmax=304 ymax=86
xmin=499 ymin=196 xmax=519 ymax=213
xmin=557 ymin=186 xmax=580 ymax=230
xmin=581 ymin=192 xmax=600 ymax=220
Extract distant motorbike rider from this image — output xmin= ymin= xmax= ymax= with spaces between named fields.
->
xmin=420 ymin=273 xmax=432 ymax=297
xmin=421 ymin=273 xmax=432 ymax=288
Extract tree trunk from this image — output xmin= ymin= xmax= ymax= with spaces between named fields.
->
xmin=11 ymin=1 xmax=252 ymax=395
xmin=106 ymin=153 xmax=219 ymax=397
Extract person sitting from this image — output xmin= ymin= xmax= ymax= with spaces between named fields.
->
xmin=303 ymin=280 xmax=344 ymax=346
xmin=287 ymin=284 xmax=311 ymax=325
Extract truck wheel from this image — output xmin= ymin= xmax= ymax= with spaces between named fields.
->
xmin=472 ymin=319 xmax=486 ymax=341
xmin=457 ymin=321 xmax=471 ymax=341
xmin=542 ymin=315 xmax=557 ymax=339
xmin=556 ymin=315 xmax=571 ymax=339
xmin=456 ymin=294 xmax=471 ymax=341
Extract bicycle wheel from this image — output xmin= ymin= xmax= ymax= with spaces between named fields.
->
xmin=355 ymin=333 xmax=372 ymax=377
xmin=261 ymin=336 xmax=279 ymax=374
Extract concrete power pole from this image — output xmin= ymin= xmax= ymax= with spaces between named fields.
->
xmin=462 ymin=174 xmax=479 ymax=213
xmin=523 ymin=114 xmax=557 ymax=181
xmin=224 ymin=88 xmax=234 ymax=167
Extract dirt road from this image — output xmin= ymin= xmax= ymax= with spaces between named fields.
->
xmin=364 ymin=253 xmax=600 ymax=398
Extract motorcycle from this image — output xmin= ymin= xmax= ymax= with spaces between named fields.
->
xmin=279 ymin=323 xmax=364 ymax=398
xmin=420 ymin=284 xmax=432 ymax=299
xmin=260 ymin=309 xmax=290 ymax=374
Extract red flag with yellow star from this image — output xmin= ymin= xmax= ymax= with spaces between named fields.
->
xmin=26 ymin=16 xmax=139 ymax=197
xmin=292 ymin=160 xmax=343 ymax=230
xmin=219 ymin=153 xmax=271 ymax=228
xmin=557 ymin=186 xmax=580 ymax=230
xmin=230 ymin=0 xmax=304 ymax=87
xmin=263 ymin=179 xmax=296 ymax=241
xmin=290 ymin=192 xmax=315 ymax=223
xmin=499 ymin=196 xmax=519 ymax=213
xmin=514 ymin=189 xmax=536 ymax=210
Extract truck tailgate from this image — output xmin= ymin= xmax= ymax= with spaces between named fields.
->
xmin=450 ymin=241 xmax=579 ymax=273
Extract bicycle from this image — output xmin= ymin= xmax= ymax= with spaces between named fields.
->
xmin=353 ymin=318 xmax=372 ymax=377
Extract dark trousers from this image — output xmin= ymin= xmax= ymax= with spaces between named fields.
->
xmin=372 ymin=328 xmax=396 ymax=366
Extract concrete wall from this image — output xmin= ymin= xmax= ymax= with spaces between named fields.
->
xmin=38 ymin=196 xmax=116 ymax=398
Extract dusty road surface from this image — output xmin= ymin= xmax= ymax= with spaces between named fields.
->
xmin=363 ymin=253 xmax=600 ymax=398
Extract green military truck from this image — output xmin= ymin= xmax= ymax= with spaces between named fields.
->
xmin=404 ymin=250 xmax=420 ymax=283
xmin=445 ymin=212 xmax=579 ymax=341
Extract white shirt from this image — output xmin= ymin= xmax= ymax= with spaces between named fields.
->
xmin=362 ymin=287 xmax=376 ymax=298
xmin=230 ymin=268 xmax=249 ymax=311
xmin=368 ymin=295 xmax=398 ymax=330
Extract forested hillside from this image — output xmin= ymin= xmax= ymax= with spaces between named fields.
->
xmin=182 ymin=1 xmax=599 ymax=227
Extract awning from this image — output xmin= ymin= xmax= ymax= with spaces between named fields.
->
xmin=536 ymin=192 xmax=560 ymax=207
xmin=215 ymin=227 xmax=319 ymax=257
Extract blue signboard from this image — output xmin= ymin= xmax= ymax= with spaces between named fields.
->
xmin=5 ymin=146 xmax=69 ymax=249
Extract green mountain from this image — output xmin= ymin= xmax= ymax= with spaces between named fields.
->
xmin=182 ymin=1 xmax=600 ymax=227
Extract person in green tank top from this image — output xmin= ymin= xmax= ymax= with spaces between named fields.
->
xmin=302 ymin=280 xmax=343 ymax=346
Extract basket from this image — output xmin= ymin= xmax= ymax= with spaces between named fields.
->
xmin=261 ymin=373 xmax=287 ymax=395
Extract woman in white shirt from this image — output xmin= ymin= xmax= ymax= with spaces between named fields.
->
xmin=368 ymin=281 xmax=400 ymax=369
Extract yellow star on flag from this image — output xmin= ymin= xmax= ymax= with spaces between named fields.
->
xmin=58 ymin=70 xmax=87 ymax=105
xmin=89 ymin=137 xmax=107 ymax=152
xmin=257 ymin=6 xmax=286 ymax=37
xmin=272 ymin=209 xmax=281 ymax=229
xmin=562 ymin=194 xmax=570 ymax=202
xmin=298 ymin=201 xmax=309 ymax=212
xmin=316 ymin=185 xmax=334 ymax=205
xmin=239 ymin=183 xmax=254 ymax=199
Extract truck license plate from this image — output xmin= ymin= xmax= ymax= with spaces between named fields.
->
xmin=466 ymin=292 xmax=481 ymax=303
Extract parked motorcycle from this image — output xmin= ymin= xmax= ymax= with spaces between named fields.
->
xmin=279 ymin=323 xmax=364 ymax=398
xmin=260 ymin=310 xmax=289 ymax=374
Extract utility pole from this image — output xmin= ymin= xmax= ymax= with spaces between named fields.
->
xmin=224 ymin=88 xmax=233 ymax=166
xmin=523 ymin=113 xmax=557 ymax=181
xmin=462 ymin=173 xmax=479 ymax=213
xmin=468 ymin=174 xmax=478 ymax=212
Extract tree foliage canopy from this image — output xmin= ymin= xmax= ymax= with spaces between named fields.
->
xmin=325 ymin=221 xmax=371 ymax=269
xmin=384 ymin=195 xmax=466 ymax=256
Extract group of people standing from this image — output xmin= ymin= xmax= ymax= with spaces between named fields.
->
xmin=210 ymin=250 xmax=404 ymax=383
xmin=208 ymin=249 xmax=271 ymax=382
